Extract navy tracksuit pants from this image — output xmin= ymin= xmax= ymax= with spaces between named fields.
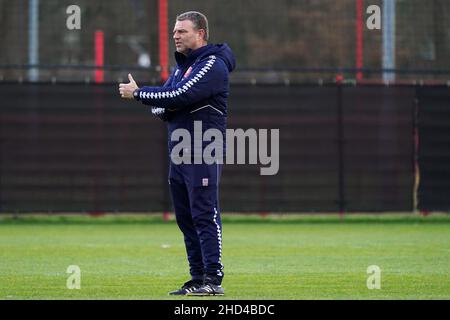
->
xmin=169 ymin=161 xmax=224 ymax=284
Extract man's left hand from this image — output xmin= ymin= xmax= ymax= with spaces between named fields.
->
xmin=119 ymin=73 xmax=139 ymax=99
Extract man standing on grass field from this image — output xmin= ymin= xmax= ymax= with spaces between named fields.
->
xmin=119 ymin=11 xmax=235 ymax=296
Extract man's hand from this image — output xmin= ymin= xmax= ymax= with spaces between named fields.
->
xmin=119 ymin=73 xmax=139 ymax=99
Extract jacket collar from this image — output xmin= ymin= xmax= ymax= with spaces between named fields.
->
xmin=174 ymin=44 xmax=213 ymax=67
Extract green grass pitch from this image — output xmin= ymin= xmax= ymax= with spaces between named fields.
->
xmin=0 ymin=214 xmax=449 ymax=300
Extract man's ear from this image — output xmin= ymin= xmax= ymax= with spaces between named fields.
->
xmin=198 ymin=29 xmax=205 ymax=41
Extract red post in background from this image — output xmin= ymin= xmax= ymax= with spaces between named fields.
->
xmin=159 ymin=0 xmax=169 ymax=82
xmin=89 ymin=31 xmax=106 ymax=217
xmin=356 ymin=0 xmax=364 ymax=81
xmin=95 ymin=30 xmax=104 ymax=83
xmin=159 ymin=0 xmax=170 ymax=220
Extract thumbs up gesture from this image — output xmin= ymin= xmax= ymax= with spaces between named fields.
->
xmin=119 ymin=73 xmax=139 ymax=99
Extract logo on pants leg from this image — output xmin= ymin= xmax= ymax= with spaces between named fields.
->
xmin=202 ymin=178 xmax=209 ymax=186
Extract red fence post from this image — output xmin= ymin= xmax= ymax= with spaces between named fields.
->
xmin=95 ymin=30 xmax=104 ymax=83
xmin=159 ymin=0 xmax=169 ymax=82
xmin=356 ymin=0 xmax=364 ymax=81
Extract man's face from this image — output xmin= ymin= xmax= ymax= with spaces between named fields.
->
xmin=173 ymin=20 xmax=203 ymax=55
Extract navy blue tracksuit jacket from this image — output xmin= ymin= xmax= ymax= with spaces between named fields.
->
xmin=134 ymin=44 xmax=236 ymax=284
